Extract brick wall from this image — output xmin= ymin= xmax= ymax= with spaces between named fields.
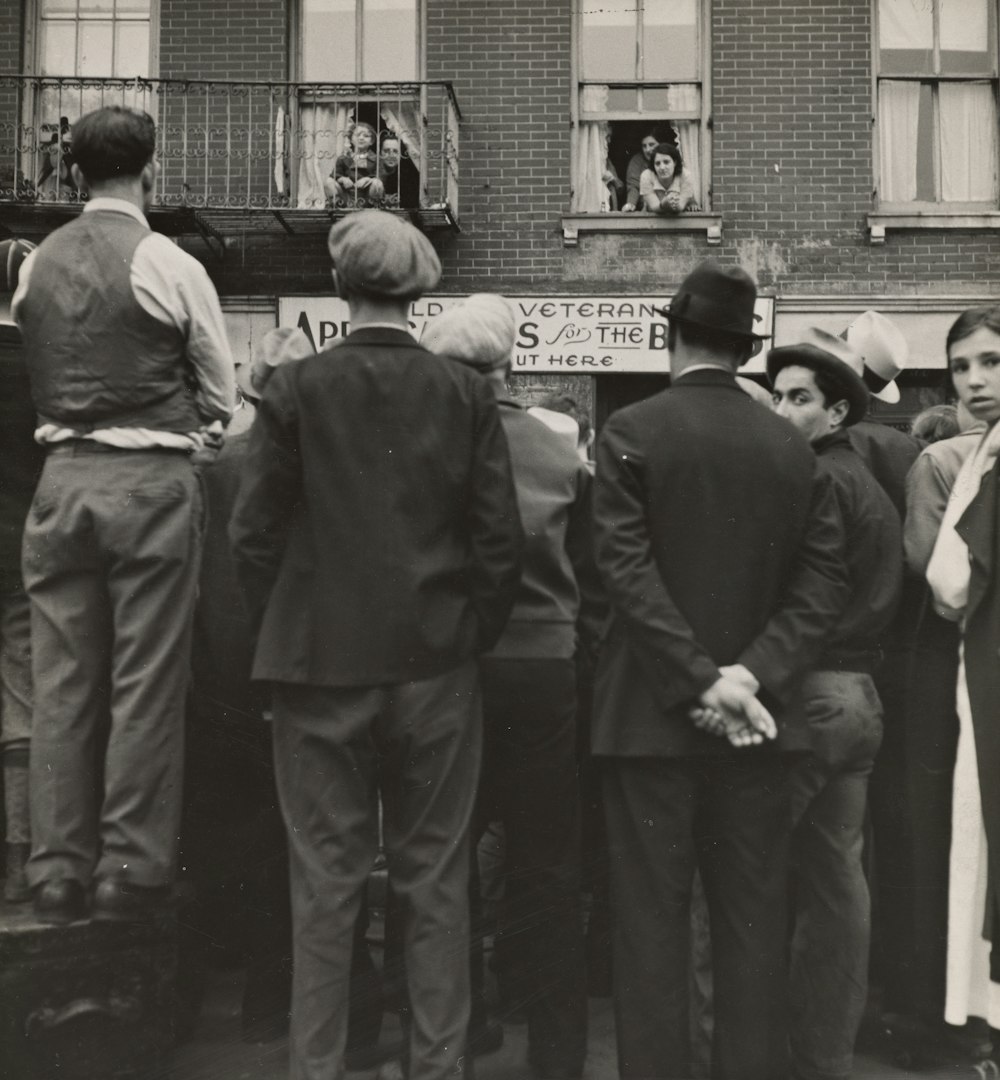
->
xmin=159 ymin=0 xmax=287 ymax=81
xmin=3 ymin=0 xmax=998 ymax=301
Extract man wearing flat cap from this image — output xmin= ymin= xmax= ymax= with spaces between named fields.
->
xmin=231 ymin=211 xmax=524 ymax=1080
xmin=592 ymin=259 xmax=849 ymax=1080
xmin=770 ymin=332 xmax=902 ymax=1080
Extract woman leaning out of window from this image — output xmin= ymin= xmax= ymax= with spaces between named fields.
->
xmin=640 ymin=143 xmax=699 ymax=215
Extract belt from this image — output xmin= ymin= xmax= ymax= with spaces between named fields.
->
xmin=46 ymin=441 xmax=190 ymax=456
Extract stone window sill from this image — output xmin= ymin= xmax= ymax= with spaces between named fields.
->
xmin=561 ymin=212 xmax=723 ymax=247
xmin=867 ymin=211 xmax=1000 ymax=243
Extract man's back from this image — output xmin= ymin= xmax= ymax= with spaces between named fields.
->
xmin=593 ymin=368 xmax=841 ymax=757
xmin=232 ymin=326 xmax=523 ymax=688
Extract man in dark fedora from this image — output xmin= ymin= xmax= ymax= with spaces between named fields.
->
xmin=230 ymin=210 xmax=523 ymax=1080
xmin=592 ymin=259 xmax=849 ymax=1080
xmin=770 ymin=331 xmax=902 ymax=1080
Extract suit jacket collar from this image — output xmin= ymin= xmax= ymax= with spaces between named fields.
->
xmin=337 ymin=326 xmax=419 ymax=348
xmin=671 ymin=366 xmax=739 ymax=389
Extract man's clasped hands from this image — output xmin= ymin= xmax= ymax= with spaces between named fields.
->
xmin=689 ymin=664 xmax=777 ymax=748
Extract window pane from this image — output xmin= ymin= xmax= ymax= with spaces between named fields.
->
xmin=941 ymin=0 xmax=995 ymax=73
xmin=302 ymin=0 xmax=357 ymax=80
xmin=581 ymin=0 xmax=636 ymax=81
xmin=643 ymin=0 xmax=698 ymax=80
xmin=39 ymin=21 xmax=77 ymax=75
xmin=642 ymin=84 xmax=700 ymax=111
xmin=878 ymin=0 xmax=933 ymax=74
xmin=78 ymin=0 xmax=114 ymax=15
xmin=606 ymin=87 xmax=639 ymax=110
xmin=79 ymin=20 xmax=113 ymax=74
xmin=362 ymin=0 xmax=418 ymax=80
xmin=116 ymin=0 xmax=151 ymax=13
xmin=40 ymin=0 xmax=79 ymax=15
xmin=114 ymin=21 xmax=150 ymax=76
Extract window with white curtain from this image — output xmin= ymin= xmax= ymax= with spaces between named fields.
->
xmin=876 ymin=0 xmax=999 ymax=208
xmin=573 ymin=0 xmax=709 ymax=214
xmin=296 ymin=0 xmax=423 ymax=209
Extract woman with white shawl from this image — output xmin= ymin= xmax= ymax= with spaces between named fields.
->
xmin=927 ymin=305 xmax=1000 ymax=1029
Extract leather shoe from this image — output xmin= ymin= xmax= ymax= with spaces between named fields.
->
xmin=92 ymin=879 xmax=172 ymax=922
xmin=32 ymin=879 xmax=87 ymax=924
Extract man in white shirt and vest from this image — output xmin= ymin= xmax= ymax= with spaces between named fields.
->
xmin=12 ymin=105 xmax=235 ymax=924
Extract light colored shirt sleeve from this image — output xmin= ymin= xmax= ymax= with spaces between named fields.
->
xmin=9 ymin=250 xmax=35 ymax=326
xmin=131 ymin=233 xmax=236 ymax=424
xmin=638 ymin=169 xmax=657 ymax=200
xmin=904 ymin=450 xmax=953 ymax=577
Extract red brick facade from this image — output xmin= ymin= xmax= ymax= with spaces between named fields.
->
xmin=3 ymin=0 xmax=998 ymax=404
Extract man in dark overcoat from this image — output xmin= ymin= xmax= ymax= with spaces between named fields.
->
xmin=230 ymin=210 xmax=523 ymax=1080
xmin=592 ymin=260 xmax=849 ymax=1080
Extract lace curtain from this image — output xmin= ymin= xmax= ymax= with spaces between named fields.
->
xmin=296 ymin=102 xmax=351 ymax=209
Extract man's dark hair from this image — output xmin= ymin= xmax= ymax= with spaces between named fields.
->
xmin=806 ymin=364 xmax=849 ymax=414
xmin=653 ymin=143 xmax=683 ymax=173
xmin=946 ymin=305 xmax=1000 ymax=357
xmin=71 ymin=106 xmax=156 ymax=184
xmin=667 ymin=320 xmax=753 ymax=367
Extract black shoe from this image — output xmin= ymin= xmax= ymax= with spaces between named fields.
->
xmin=92 ymin=879 xmax=172 ymax=922
xmin=32 ymin=879 xmax=87 ymax=924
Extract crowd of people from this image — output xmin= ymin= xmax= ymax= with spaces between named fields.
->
xmin=2 ymin=103 xmax=1000 ymax=1080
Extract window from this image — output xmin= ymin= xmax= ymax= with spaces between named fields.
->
xmin=27 ymin=0 xmax=156 ymax=199
xmin=299 ymin=0 xmax=419 ymax=82
xmin=875 ymin=0 xmax=999 ymax=208
xmin=36 ymin=0 xmax=154 ymax=79
xmin=295 ymin=0 xmax=425 ymax=210
xmin=573 ymin=0 xmax=709 ymax=214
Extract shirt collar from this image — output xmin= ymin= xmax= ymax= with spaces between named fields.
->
xmin=673 ymin=363 xmax=735 ymax=380
xmin=83 ymin=197 xmax=149 ymax=227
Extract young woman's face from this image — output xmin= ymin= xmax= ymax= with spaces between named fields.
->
xmin=353 ymin=126 xmax=374 ymax=150
xmin=949 ymin=325 xmax=1000 ymax=427
xmin=641 ymin=135 xmax=658 ymax=160
xmin=653 ymin=152 xmax=677 ymax=183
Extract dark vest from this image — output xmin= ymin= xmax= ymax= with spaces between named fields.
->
xmin=17 ymin=210 xmax=201 ymax=434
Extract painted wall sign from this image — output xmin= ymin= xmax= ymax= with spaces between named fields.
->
xmin=279 ymin=295 xmax=776 ymax=374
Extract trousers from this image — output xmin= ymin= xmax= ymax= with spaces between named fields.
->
xmin=789 ymin=670 xmax=884 ymax=1080
xmin=603 ymin=752 xmax=792 ymax=1080
xmin=476 ymin=658 xmax=587 ymax=1075
xmin=271 ymin=660 xmax=482 ymax=1080
xmin=23 ymin=446 xmax=202 ymax=888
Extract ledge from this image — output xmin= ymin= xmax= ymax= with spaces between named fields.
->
xmin=867 ymin=211 xmax=1000 ymax=244
xmin=561 ymin=212 xmax=723 ymax=247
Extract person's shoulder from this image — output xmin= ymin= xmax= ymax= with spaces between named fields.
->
xmin=139 ymin=230 xmax=211 ymax=277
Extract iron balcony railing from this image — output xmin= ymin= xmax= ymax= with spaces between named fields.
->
xmin=0 ymin=75 xmax=461 ymax=220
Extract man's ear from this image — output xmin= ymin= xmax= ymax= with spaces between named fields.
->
xmin=140 ymin=160 xmax=156 ymax=194
xmin=830 ymin=397 xmax=850 ymax=429
xmin=331 ymin=269 xmax=349 ymax=301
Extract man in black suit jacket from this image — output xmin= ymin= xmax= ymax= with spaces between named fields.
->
xmin=593 ymin=261 xmax=849 ymax=1080
xmin=231 ymin=211 xmax=523 ymax=1080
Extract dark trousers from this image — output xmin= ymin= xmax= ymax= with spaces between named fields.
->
xmin=271 ymin=660 xmax=481 ymax=1080
xmin=603 ymin=752 xmax=792 ymax=1080
xmin=789 ymin=671 xmax=884 ymax=1080
xmin=23 ymin=446 xmax=202 ymax=888
xmin=476 ymin=657 xmax=587 ymax=1075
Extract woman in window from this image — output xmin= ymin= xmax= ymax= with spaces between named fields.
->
xmin=639 ymin=144 xmax=698 ymax=215
xmin=621 ymin=127 xmax=663 ymax=212
xmin=926 ymin=306 xmax=1000 ymax=1035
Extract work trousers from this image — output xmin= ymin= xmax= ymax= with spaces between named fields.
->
xmin=789 ymin=670 xmax=884 ymax=1080
xmin=23 ymin=445 xmax=202 ymax=888
xmin=0 ymin=584 xmax=32 ymax=747
xmin=476 ymin=657 xmax=587 ymax=1076
xmin=271 ymin=660 xmax=482 ymax=1080
xmin=603 ymin=752 xmax=792 ymax=1080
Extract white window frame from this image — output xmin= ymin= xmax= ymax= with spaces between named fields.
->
xmin=871 ymin=0 xmax=1000 ymax=227
xmin=292 ymin=0 xmax=425 ymax=84
xmin=25 ymin=0 xmax=160 ymax=79
xmin=565 ymin=0 xmax=718 ymax=243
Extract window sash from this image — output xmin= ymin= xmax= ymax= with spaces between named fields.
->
xmin=299 ymin=0 xmax=420 ymax=83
